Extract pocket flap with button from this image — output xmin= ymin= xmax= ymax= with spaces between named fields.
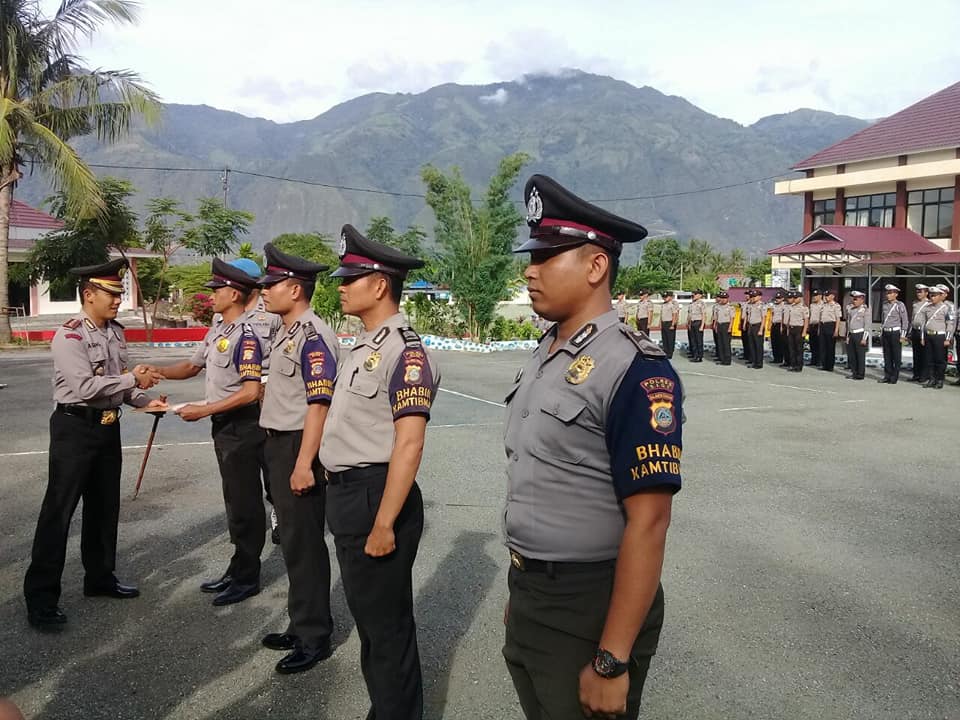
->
xmin=276 ymin=354 xmax=298 ymax=377
xmin=348 ymin=375 xmax=380 ymax=398
xmin=210 ymin=349 xmax=232 ymax=368
xmin=541 ymin=398 xmax=587 ymax=424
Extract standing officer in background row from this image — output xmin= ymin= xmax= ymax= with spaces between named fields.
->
xmin=919 ymin=285 xmax=953 ymax=389
xmin=784 ymin=290 xmax=809 ymax=372
xmin=686 ymin=289 xmax=705 ymax=362
xmin=845 ymin=290 xmax=870 ymax=380
xmin=819 ymin=288 xmax=841 ymax=371
xmin=712 ymin=291 xmax=734 ymax=365
xmin=257 ymin=244 xmax=337 ymax=675
xmin=768 ymin=290 xmax=786 ymax=366
xmin=739 ymin=291 xmax=753 ymax=366
xmin=879 ymin=284 xmax=909 ymax=384
xmin=319 ymin=225 xmax=440 ymax=720
xmin=742 ymin=290 xmax=765 ymax=369
xmin=614 ymin=292 xmax=627 ymax=324
xmin=807 ymin=289 xmax=822 ymax=367
xmin=659 ymin=290 xmax=679 ymax=359
xmin=635 ymin=290 xmax=652 ymax=334
xmin=504 ymin=175 xmax=682 ymax=720
xmin=908 ymin=284 xmax=930 ymax=383
xmin=149 ymin=259 xmax=267 ymax=606
xmin=24 ymin=260 xmax=164 ymax=630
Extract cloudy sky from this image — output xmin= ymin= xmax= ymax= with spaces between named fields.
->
xmin=73 ymin=0 xmax=960 ymax=125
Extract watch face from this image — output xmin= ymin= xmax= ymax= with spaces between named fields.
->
xmin=593 ymin=649 xmax=628 ymax=678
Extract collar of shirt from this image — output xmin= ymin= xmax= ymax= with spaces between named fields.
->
xmin=539 ymin=309 xmax=619 ymax=361
xmin=355 ymin=312 xmax=406 ymax=350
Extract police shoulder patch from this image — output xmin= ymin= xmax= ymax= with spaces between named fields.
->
xmin=399 ymin=327 xmax=422 ymax=349
xmin=619 ymin=325 xmax=666 ymax=358
xmin=63 ymin=318 xmax=82 ymax=329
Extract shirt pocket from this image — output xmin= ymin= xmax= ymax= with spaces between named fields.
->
xmin=87 ymin=344 xmax=108 ymax=375
xmin=210 ymin=349 xmax=233 ymax=369
xmin=345 ymin=375 xmax=381 ymax=425
xmin=275 ymin=353 xmax=298 ymax=377
xmin=536 ymin=396 xmax=595 ymax=464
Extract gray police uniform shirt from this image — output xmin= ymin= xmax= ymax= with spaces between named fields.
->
xmin=260 ymin=309 xmax=339 ymax=431
xmin=744 ymin=301 xmax=765 ymax=325
xmin=504 ymin=310 xmax=683 ymax=563
xmin=919 ymin=302 xmax=955 ymax=340
xmin=714 ymin=303 xmax=734 ymax=325
xmin=820 ymin=301 xmax=841 ymax=324
xmin=52 ymin=313 xmax=149 ymax=409
xmin=318 ymin=313 xmax=440 ymax=473
xmin=881 ymin=300 xmax=909 ymax=338
xmin=769 ymin=302 xmax=786 ymax=325
xmin=846 ymin=304 xmax=870 ymax=340
xmin=688 ymin=299 xmax=705 ymax=322
xmin=660 ymin=299 xmax=679 ymax=326
xmin=635 ymin=299 xmax=652 ymax=323
xmin=911 ymin=299 xmax=930 ymax=330
xmin=190 ymin=320 xmax=263 ymax=403
xmin=244 ymin=298 xmax=283 ymax=372
xmin=786 ymin=303 xmax=809 ymax=327
xmin=809 ymin=301 xmax=822 ymax=326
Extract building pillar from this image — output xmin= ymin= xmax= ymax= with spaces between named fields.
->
xmin=835 ymin=188 xmax=845 ymax=226
xmin=29 ymin=283 xmax=39 ymax=317
xmin=952 ymin=174 xmax=960 ymax=251
xmin=803 ymin=191 xmax=814 ymax=235
xmin=129 ymin=257 xmax=140 ymax=309
xmin=895 ymin=181 xmax=907 ymax=229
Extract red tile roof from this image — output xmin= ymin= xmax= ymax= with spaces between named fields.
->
xmin=793 ymin=81 xmax=960 ymax=169
xmin=855 ymin=250 xmax=960 ymax=266
xmin=10 ymin=199 xmax=63 ymax=230
xmin=768 ymin=225 xmax=944 ymax=256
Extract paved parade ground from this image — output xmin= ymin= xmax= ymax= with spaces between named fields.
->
xmin=0 ymin=347 xmax=957 ymax=719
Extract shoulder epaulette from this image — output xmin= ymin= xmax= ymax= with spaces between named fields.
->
xmin=301 ymin=321 xmax=319 ymax=341
xmin=399 ymin=327 xmax=422 ymax=349
xmin=63 ymin=318 xmax=81 ymax=329
xmin=111 ymin=319 xmax=125 ymax=330
xmin=241 ymin=322 xmax=256 ymax=336
xmin=619 ymin=325 xmax=667 ymax=358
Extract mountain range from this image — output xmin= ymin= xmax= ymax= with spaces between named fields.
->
xmin=15 ymin=70 xmax=869 ymax=263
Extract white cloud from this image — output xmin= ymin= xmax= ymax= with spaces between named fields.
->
xmin=479 ymin=88 xmax=509 ymax=105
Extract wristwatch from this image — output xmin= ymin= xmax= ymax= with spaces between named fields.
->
xmin=592 ymin=647 xmax=629 ymax=678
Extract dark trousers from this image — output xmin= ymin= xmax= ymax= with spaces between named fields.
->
xmin=911 ymin=328 xmax=928 ymax=380
xmin=747 ymin=323 xmax=764 ymax=367
xmin=687 ymin=320 xmax=703 ymax=359
xmin=787 ymin=326 xmax=804 ymax=370
xmin=881 ymin=330 xmax=903 ymax=382
xmin=504 ymin=564 xmax=664 ymax=720
xmin=24 ymin=410 xmax=122 ymax=610
xmin=211 ymin=406 xmax=266 ymax=584
xmin=716 ymin=322 xmax=732 ymax=364
xmin=847 ymin=335 xmax=867 ymax=378
xmin=808 ymin=324 xmax=821 ymax=365
xmin=820 ymin=322 xmax=837 ymax=370
xmin=636 ymin=318 xmax=649 ymax=334
xmin=925 ymin=333 xmax=948 ymax=381
xmin=661 ymin=323 xmax=676 ymax=359
xmin=741 ymin=326 xmax=752 ymax=364
xmin=770 ymin=324 xmax=784 ymax=363
xmin=264 ymin=431 xmax=332 ymax=650
xmin=326 ymin=468 xmax=424 ymax=720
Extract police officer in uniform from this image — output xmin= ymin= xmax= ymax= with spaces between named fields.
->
xmin=739 ymin=291 xmax=753 ymax=365
xmin=784 ymin=290 xmax=809 ymax=372
xmin=635 ymin=290 xmax=652 ymax=334
xmin=919 ymin=286 xmax=953 ymax=389
xmin=318 ymin=224 xmax=440 ymax=720
xmin=614 ymin=292 xmax=627 ymax=324
xmin=503 ymin=175 xmax=681 ymax=720
xmin=24 ymin=260 xmax=164 ymax=630
xmin=878 ymin=284 xmax=909 ymax=384
xmin=150 ymin=259 xmax=267 ymax=606
xmin=768 ymin=290 xmax=786 ymax=365
xmin=807 ymin=289 xmax=823 ymax=366
xmin=686 ymin=289 xmax=705 ymax=362
xmin=712 ymin=291 xmax=734 ymax=365
xmin=845 ymin=290 xmax=870 ymax=380
xmin=659 ymin=290 xmax=679 ymax=359
xmin=908 ymin=285 xmax=931 ymax=382
xmin=255 ymin=244 xmax=338 ymax=674
xmin=819 ymin=289 xmax=841 ymax=371
xmin=743 ymin=290 xmax=765 ymax=369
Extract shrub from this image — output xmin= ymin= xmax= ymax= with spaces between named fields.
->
xmin=188 ymin=293 xmax=214 ymax=325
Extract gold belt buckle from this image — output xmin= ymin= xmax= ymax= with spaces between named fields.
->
xmin=100 ymin=409 xmax=117 ymax=425
xmin=509 ymin=550 xmax=525 ymax=571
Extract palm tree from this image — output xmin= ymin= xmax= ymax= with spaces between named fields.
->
xmin=0 ymin=0 xmax=159 ymax=342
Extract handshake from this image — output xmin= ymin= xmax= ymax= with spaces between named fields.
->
xmin=132 ymin=364 xmax=165 ymax=390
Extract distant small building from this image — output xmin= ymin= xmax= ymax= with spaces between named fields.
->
xmin=402 ymin=279 xmax=451 ymax=302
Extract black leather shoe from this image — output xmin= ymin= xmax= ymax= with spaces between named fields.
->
xmin=200 ymin=575 xmax=232 ymax=594
xmin=275 ymin=645 xmax=332 ymax=675
xmin=27 ymin=606 xmax=67 ymax=630
xmin=84 ymin=580 xmax=140 ymax=599
xmin=935 ymin=380 xmax=944 ymax=389
xmin=877 ymin=378 xmax=890 ymax=383
xmin=922 ymin=380 xmax=937 ymax=388
xmin=212 ymin=581 xmax=259 ymax=606
xmin=262 ymin=632 xmax=298 ymax=651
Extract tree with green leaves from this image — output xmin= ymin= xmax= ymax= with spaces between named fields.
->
xmin=640 ymin=236 xmax=682 ymax=281
xmin=746 ymin=256 xmax=772 ymax=283
xmin=269 ymin=232 xmax=345 ymax=331
xmin=143 ymin=197 xmax=253 ymax=337
xmin=421 ymin=152 xmax=529 ymax=339
xmin=0 ymin=0 xmax=159 ymax=342
xmin=365 ymin=216 xmax=433 ymax=283
xmin=236 ymin=241 xmax=262 ymax=267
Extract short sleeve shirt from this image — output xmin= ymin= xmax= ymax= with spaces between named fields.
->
xmin=190 ymin=319 xmax=263 ymax=403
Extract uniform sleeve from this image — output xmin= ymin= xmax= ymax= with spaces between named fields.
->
xmin=605 ymin=356 xmax=682 ymax=501
xmin=389 ymin=347 xmax=436 ymax=421
xmin=300 ymin=335 xmax=336 ymax=404
xmin=233 ymin=330 xmax=263 ymax=382
xmin=52 ymin=329 xmax=137 ymax=402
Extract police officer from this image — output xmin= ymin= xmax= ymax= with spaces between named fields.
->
xmin=686 ymin=289 xmax=705 ymax=362
xmin=712 ymin=291 xmax=734 ymax=365
xmin=808 ymin=289 xmax=823 ymax=366
xmin=919 ymin=286 xmax=953 ymax=389
xmin=878 ymin=284 xmax=909 ymax=384
xmin=318 ymin=224 xmax=439 ymax=720
xmin=768 ymin=290 xmax=786 ymax=365
xmin=845 ymin=290 xmax=870 ymax=380
xmin=503 ymin=174 xmax=681 ymax=720
xmin=614 ymin=292 xmax=627 ymax=324
xmin=784 ymin=290 xmax=809 ymax=372
xmin=24 ymin=260 xmax=164 ymax=630
xmin=819 ymin=289 xmax=842 ymax=371
xmin=908 ymin=285 xmax=931 ymax=382
xmin=659 ymin=290 xmax=679 ymax=359
xmin=635 ymin=290 xmax=652 ymax=334
xmin=739 ymin=291 xmax=754 ymax=365
xmin=254 ymin=244 xmax=338 ymax=674
xmin=743 ymin=290 xmax=765 ymax=369
xmin=150 ymin=259 xmax=267 ymax=605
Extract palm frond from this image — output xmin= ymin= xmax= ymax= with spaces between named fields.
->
xmin=25 ymin=118 xmax=104 ymax=219
xmin=40 ymin=0 xmax=140 ymax=57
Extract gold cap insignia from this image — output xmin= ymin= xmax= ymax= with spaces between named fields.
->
xmin=364 ymin=351 xmax=381 ymax=372
xmin=565 ymin=355 xmax=595 ymax=384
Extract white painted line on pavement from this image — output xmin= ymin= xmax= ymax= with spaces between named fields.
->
xmin=682 ymin=371 xmax=756 ymax=384
xmin=718 ymin=406 xmax=774 ymax=412
xmin=431 ymin=422 xmax=502 ymax=429
xmin=841 ymin=399 xmax=867 ymax=403
xmin=438 ymin=387 xmax=505 ymax=407
xmin=0 ymin=440 xmax=214 ymax=459
xmin=768 ymin=383 xmax=838 ymax=395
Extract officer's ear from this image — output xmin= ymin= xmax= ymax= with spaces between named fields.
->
xmin=579 ymin=245 xmax=611 ymax=288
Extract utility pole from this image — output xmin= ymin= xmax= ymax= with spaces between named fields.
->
xmin=220 ymin=167 xmax=230 ymax=207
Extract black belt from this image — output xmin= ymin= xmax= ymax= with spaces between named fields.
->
xmin=56 ymin=403 xmax=121 ymax=425
xmin=509 ymin=550 xmax=616 ymax=574
xmin=264 ymin=428 xmax=298 ymax=437
xmin=211 ymin=403 xmax=260 ymax=423
xmin=325 ymin=463 xmax=388 ymax=486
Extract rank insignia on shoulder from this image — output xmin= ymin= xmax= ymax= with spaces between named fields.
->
xmin=399 ymin=327 xmax=422 ymax=348
xmin=63 ymin=318 xmax=82 ymax=329
xmin=216 ymin=337 xmax=230 ymax=353
xmin=619 ymin=326 xmax=667 ymax=358
xmin=364 ymin=351 xmax=382 ymax=371
xmin=372 ymin=327 xmax=391 ymax=346
xmin=302 ymin=321 xmax=319 ymax=341
xmin=565 ymin=355 xmax=595 ymax=384
xmin=571 ymin=323 xmax=597 ymax=347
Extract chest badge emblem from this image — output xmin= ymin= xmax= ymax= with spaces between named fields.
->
xmin=284 ymin=339 xmax=296 ymax=354
xmin=216 ymin=337 xmax=230 ymax=353
xmin=565 ymin=355 xmax=595 ymax=385
xmin=364 ymin=351 xmax=382 ymax=372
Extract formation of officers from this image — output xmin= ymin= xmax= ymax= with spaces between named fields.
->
xmin=24 ymin=173 xmax=682 ymax=720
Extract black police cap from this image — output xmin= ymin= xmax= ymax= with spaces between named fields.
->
xmin=515 ymin=174 xmax=647 ymax=256
xmin=205 ymin=257 xmax=260 ymax=291
xmin=331 ymin=224 xmax=425 ymax=279
xmin=71 ymin=258 xmax=127 ymax=295
xmin=716 ymin=290 xmax=729 ymax=298
xmin=811 ymin=288 xmax=822 ymax=296
xmin=259 ymin=242 xmax=330 ymax=286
